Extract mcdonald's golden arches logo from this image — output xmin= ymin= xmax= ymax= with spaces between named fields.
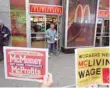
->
xmin=73 ymin=4 xmax=91 ymax=23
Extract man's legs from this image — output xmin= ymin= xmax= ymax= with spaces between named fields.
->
xmin=51 ymin=43 xmax=55 ymax=53
xmin=0 ymin=39 xmax=10 ymax=61
xmin=48 ymin=43 xmax=52 ymax=54
xmin=48 ymin=43 xmax=55 ymax=55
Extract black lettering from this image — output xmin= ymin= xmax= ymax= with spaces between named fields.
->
xmin=96 ymin=59 xmax=102 ymax=65
xmin=96 ymin=68 xmax=101 ymax=75
xmin=102 ymin=53 xmax=109 ymax=57
xmin=86 ymin=70 xmax=90 ymax=77
xmin=102 ymin=59 xmax=104 ymax=65
xmin=102 ymin=53 xmax=106 ymax=57
xmin=106 ymin=53 xmax=110 ymax=57
xmin=105 ymin=59 xmax=110 ymax=65
xmin=88 ymin=60 xmax=92 ymax=67
xmin=78 ymin=70 xmax=85 ymax=79
xmin=89 ymin=54 xmax=92 ymax=57
xmin=93 ymin=59 xmax=95 ymax=66
xmin=98 ymin=53 xmax=100 ymax=57
xmin=79 ymin=55 xmax=82 ymax=58
xmin=90 ymin=69 xmax=95 ymax=75
xmin=93 ymin=53 xmax=100 ymax=57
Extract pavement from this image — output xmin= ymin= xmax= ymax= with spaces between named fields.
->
xmin=0 ymin=53 xmax=75 ymax=87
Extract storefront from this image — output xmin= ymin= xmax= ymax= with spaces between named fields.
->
xmin=28 ymin=3 xmax=63 ymax=48
xmin=9 ymin=0 xmax=109 ymax=53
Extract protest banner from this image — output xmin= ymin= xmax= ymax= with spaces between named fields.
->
xmin=75 ymin=47 xmax=110 ymax=88
xmin=3 ymin=46 xmax=48 ymax=82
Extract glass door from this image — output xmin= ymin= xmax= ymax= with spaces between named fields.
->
xmin=30 ymin=15 xmax=46 ymax=48
xmin=102 ymin=20 xmax=109 ymax=46
xmin=95 ymin=19 xmax=110 ymax=47
xmin=95 ymin=23 xmax=103 ymax=46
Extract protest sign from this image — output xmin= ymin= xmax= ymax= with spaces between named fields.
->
xmin=75 ymin=47 xmax=110 ymax=88
xmin=3 ymin=46 xmax=48 ymax=82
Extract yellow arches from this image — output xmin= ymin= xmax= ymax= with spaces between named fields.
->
xmin=73 ymin=4 xmax=91 ymax=23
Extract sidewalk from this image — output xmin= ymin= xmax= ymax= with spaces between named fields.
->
xmin=0 ymin=53 xmax=75 ymax=87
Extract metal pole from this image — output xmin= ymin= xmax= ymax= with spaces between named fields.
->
xmin=100 ymin=19 xmax=104 ymax=46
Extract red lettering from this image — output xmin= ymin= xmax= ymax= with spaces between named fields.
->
xmin=78 ymin=60 xmax=88 ymax=67
xmin=98 ymin=10 xmax=110 ymax=17
xmin=30 ymin=4 xmax=63 ymax=14
xmin=79 ymin=61 xmax=84 ymax=66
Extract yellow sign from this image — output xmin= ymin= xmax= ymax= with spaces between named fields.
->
xmin=75 ymin=47 xmax=110 ymax=88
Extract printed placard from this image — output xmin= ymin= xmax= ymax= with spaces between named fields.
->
xmin=75 ymin=47 xmax=110 ymax=88
xmin=3 ymin=46 xmax=48 ymax=82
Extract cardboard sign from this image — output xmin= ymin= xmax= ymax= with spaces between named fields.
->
xmin=29 ymin=3 xmax=63 ymax=15
xmin=75 ymin=47 xmax=110 ymax=88
xmin=3 ymin=47 xmax=48 ymax=82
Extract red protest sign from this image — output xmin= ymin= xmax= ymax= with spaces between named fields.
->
xmin=3 ymin=47 xmax=48 ymax=82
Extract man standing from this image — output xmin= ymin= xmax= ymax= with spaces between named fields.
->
xmin=46 ymin=23 xmax=57 ymax=55
xmin=0 ymin=20 xmax=11 ymax=61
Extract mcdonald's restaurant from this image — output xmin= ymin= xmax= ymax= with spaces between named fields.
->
xmin=0 ymin=0 xmax=109 ymax=53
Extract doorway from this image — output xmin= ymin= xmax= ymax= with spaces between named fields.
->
xmin=95 ymin=18 xmax=110 ymax=46
xmin=30 ymin=15 xmax=61 ymax=48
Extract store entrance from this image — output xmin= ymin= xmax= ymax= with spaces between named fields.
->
xmin=95 ymin=19 xmax=109 ymax=46
xmin=30 ymin=15 xmax=60 ymax=48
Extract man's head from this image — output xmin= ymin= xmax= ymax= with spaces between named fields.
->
xmin=0 ymin=20 xmax=4 ymax=29
xmin=50 ymin=23 xmax=55 ymax=30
